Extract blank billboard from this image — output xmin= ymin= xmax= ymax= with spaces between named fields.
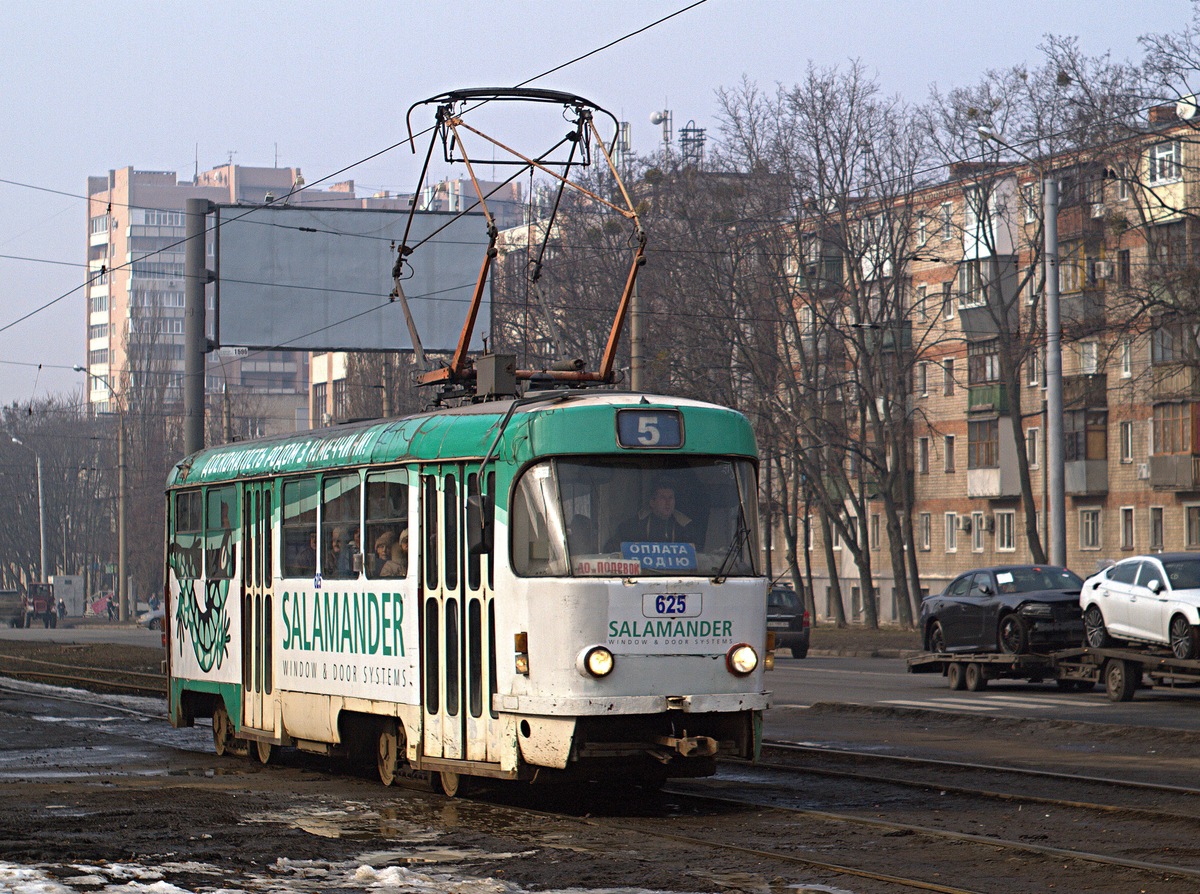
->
xmin=214 ymin=206 xmax=490 ymax=352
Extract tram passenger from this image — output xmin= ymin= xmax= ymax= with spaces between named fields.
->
xmin=325 ymin=527 xmax=350 ymax=578
xmin=371 ymin=530 xmax=397 ymax=576
xmin=381 ymin=529 xmax=408 ymax=577
xmin=608 ymin=480 xmax=696 ymax=549
xmin=288 ymin=531 xmax=318 ymax=576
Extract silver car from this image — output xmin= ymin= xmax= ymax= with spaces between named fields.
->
xmin=1080 ymin=553 xmax=1200 ymax=659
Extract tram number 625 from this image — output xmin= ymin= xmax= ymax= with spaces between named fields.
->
xmin=643 ymin=592 xmax=701 ymax=618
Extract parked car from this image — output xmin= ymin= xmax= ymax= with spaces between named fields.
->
xmin=920 ymin=565 xmax=1085 ymax=655
xmin=1081 ymin=553 xmax=1200 ymax=659
xmin=137 ymin=606 xmax=166 ymax=631
xmin=768 ymin=584 xmax=810 ymax=659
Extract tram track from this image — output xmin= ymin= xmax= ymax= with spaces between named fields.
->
xmin=0 ymin=649 xmax=166 ymax=696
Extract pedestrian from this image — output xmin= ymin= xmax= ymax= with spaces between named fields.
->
xmin=56 ymin=598 xmax=65 ymax=621
xmin=106 ymin=592 xmax=115 ymax=621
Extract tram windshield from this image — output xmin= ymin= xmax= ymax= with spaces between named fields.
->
xmin=510 ymin=457 xmax=759 ymax=578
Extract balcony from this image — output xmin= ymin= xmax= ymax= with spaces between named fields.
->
xmin=959 ymin=297 xmax=1019 ymax=341
xmin=863 ymin=321 xmax=912 ymax=353
xmin=1055 ymin=203 xmax=1106 ymax=240
xmin=1150 ymin=363 xmax=1200 ymax=400
xmin=1060 ymin=289 xmax=1106 ymax=334
xmin=1065 ymin=459 xmax=1108 ymax=495
xmin=1149 ymin=454 xmax=1200 ymax=491
xmin=1062 ymin=373 xmax=1107 ymax=410
xmin=967 ymin=466 xmax=1021 ymax=498
xmin=968 ymin=383 xmax=1009 ymax=414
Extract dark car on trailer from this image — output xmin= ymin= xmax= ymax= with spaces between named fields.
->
xmin=920 ymin=565 xmax=1085 ymax=655
xmin=768 ymin=584 xmax=810 ymax=658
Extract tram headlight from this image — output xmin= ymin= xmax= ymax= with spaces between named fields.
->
xmin=725 ymin=643 xmax=759 ymax=676
xmin=577 ymin=645 xmax=615 ymax=678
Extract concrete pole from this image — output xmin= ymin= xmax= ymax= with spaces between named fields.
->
xmin=35 ymin=454 xmax=45 ymax=584
xmin=184 ymin=198 xmax=211 ymax=456
xmin=1044 ymin=178 xmax=1066 ymax=567
xmin=118 ymin=415 xmax=128 ymax=621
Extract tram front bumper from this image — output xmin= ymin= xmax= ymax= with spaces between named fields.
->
xmin=495 ymin=691 xmax=771 ymax=715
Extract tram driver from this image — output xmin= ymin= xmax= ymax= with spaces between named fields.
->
xmin=608 ymin=479 xmax=697 ymax=549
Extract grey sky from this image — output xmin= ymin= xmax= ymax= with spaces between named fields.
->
xmin=0 ymin=0 xmax=1189 ymax=402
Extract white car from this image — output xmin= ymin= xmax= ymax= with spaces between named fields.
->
xmin=1080 ymin=553 xmax=1200 ymax=659
xmin=137 ymin=606 xmax=166 ymax=631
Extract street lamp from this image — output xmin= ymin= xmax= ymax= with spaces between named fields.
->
xmin=977 ymin=127 xmax=1065 ymax=567
xmin=11 ymin=437 xmax=46 ymax=584
xmin=74 ymin=364 xmax=128 ymax=621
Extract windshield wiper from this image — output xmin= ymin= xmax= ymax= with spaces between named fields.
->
xmin=713 ymin=507 xmax=750 ymax=584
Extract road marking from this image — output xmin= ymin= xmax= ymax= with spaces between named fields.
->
xmin=884 ymin=699 xmax=999 ymax=712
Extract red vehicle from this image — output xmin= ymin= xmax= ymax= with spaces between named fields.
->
xmin=24 ymin=582 xmax=56 ymax=628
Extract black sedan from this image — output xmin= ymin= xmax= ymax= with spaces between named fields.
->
xmin=920 ymin=565 xmax=1085 ymax=655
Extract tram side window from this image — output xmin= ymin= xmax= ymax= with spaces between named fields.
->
xmin=322 ymin=473 xmax=362 ymax=580
xmin=205 ymin=486 xmax=237 ymax=580
xmin=171 ymin=490 xmax=203 ymax=580
xmin=511 ymin=462 xmax=569 ymax=577
xmin=365 ymin=470 xmax=408 ymax=579
xmin=282 ymin=478 xmax=319 ymax=578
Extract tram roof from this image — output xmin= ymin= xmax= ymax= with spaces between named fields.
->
xmin=166 ymin=391 xmax=757 ymax=488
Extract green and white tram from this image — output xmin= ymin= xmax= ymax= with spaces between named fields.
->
xmin=164 ymin=391 xmax=770 ymax=793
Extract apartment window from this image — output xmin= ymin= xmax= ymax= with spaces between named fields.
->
xmin=995 ymin=510 xmax=1016 ymax=551
xmin=967 ymin=341 xmax=1001 ymax=385
xmin=940 ymin=202 xmax=953 ymax=240
xmin=971 ymin=511 xmax=984 ymax=552
xmin=1121 ymin=507 xmax=1135 ymax=550
xmin=870 ymin=514 xmax=880 ymax=551
xmin=957 ymin=259 xmax=987 ymax=309
xmin=1119 ymin=421 xmax=1134 ymax=463
xmin=917 ymin=211 xmax=928 ymax=246
xmin=944 ymin=435 xmax=956 ymax=472
xmin=916 ymin=283 xmax=927 ymax=322
xmin=88 ymin=349 xmax=108 ymax=366
xmin=1026 ymin=427 xmax=1040 ymax=468
xmin=1064 ymin=410 xmax=1107 ymax=462
xmin=943 ymin=357 xmax=955 ymax=395
xmin=1080 ymin=508 xmax=1101 ymax=550
xmin=942 ymin=282 xmax=954 ymax=320
xmin=1025 ymin=263 xmax=1039 ymax=305
xmin=89 ymin=215 xmax=109 ymax=235
xmin=1022 ymin=182 xmax=1039 ymax=223
xmin=90 ymin=294 xmax=108 ymax=314
xmin=1059 ymin=240 xmax=1084 ymax=293
xmin=917 ymin=437 xmax=930 ymax=474
xmin=1118 ymin=249 xmax=1131 ymax=287
xmin=88 ymin=324 xmax=108 ymax=341
xmin=915 ymin=362 xmax=928 ymax=396
xmin=919 ymin=513 xmax=931 ymax=551
xmin=1116 ymin=163 xmax=1131 ymax=201
xmin=1150 ymin=507 xmax=1165 ymax=551
xmin=1148 ymin=140 xmax=1182 ymax=184
xmin=1078 ymin=340 xmax=1099 ymax=375
xmin=1026 ymin=349 xmax=1042 ymax=387
xmin=945 ymin=512 xmax=957 ymax=552
xmin=1189 ymin=506 xmax=1200 ymax=549
xmin=312 ymin=382 xmax=327 ymax=423
xmin=968 ymin=418 xmax=999 ymax=469
xmin=1153 ymin=403 xmax=1191 ymax=455
xmin=1120 ymin=339 xmax=1132 ymax=378
xmin=332 ymin=380 xmax=348 ymax=420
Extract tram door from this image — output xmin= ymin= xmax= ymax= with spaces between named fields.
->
xmin=241 ymin=481 xmax=276 ymax=734
xmin=420 ymin=465 xmax=499 ymax=764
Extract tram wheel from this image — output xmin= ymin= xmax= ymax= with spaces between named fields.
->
xmin=946 ymin=662 xmax=966 ymax=690
xmin=212 ymin=705 xmax=234 ymax=757
xmin=377 ymin=720 xmax=401 ymax=786
xmin=436 ymin=770 xmax=465 ymax=798
xmin=255 ymin=739 xmax=273 ymax=765
xmin=964 ymin=662 xmax=987 ymax=692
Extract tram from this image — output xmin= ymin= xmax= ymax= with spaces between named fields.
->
xmin=164 ymin=389 xmax=770 ymax=793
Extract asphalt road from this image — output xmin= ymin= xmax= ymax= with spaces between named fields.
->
xmin=766 ymin=654 xmax=1200 ymax=734
xmin=0 ymin=621 xmax=163 ymax=648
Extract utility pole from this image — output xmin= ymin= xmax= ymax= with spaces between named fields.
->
xmin=118 ymin=415 xmax=128 ymax=621
xmin=630 ymin=278 xmax=643 ymax=391
xmin=184 ymin=198 xmax=211 ymax=456
xmin=1043 ymin=178 xmax=1065 ymax=566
